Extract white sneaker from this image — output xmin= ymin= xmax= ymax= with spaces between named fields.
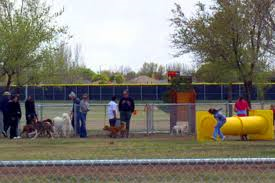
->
xmin=16 ymin=136 xmax=21 ymax=139
xmin=13 ymin=137 xmax=17 ymax=140
xmin=211 ymin=136 xmax=217 ymax=141
xmin=222 ymin=136 xmax=226 ymax=141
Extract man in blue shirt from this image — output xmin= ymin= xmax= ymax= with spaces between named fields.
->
xmin=0 ymin=91 xmax=11 ymax=137
xmin=69 ymin=92 xmax=81 ymax=135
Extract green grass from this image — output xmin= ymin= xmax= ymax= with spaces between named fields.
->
xmin=0 ymin=136 xmax=275 ymax=160
xmin=0 ymin=136 xmax=275 ymax=182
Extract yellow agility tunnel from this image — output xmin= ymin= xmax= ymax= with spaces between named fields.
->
xmin=196 ymin=110 xmax=274 ymax=141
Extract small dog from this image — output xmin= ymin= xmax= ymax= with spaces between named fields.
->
xmin=103 ymin=123 xmax=127 ymax=138
xmin=171 ymin=121 xmax=189 ymax=136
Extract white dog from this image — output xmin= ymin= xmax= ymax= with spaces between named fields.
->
xmin=53 ymin=113 xmax=73 ymax=137
xmin=171 ymin=121 xmax=189 ymax=136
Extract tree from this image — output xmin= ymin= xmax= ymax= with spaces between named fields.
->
xmin=93 ymin=73 xmax=109 ymax=84
xmin=171 ymin=0 xmax=275 ymax=103
xmin=195 ymin=62 xmax=239 ymax=83
xmin=138 ymin=62 xmax=165 ymax=79
xmin=114 ymin=73 xmax=125 ymax=84
xmin=125 ymin=71 xmax=136 ymax=81
xmin=0 ymin=0 xmax=66 ymax=90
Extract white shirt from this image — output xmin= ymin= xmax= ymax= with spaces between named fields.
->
xmin=107 ymin=101 xmax=118 ymax=119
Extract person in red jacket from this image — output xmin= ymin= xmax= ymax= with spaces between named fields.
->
xmin=234 ymin=96 xmax=250 ymax=141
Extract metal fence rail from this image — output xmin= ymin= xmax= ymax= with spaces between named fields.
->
xmin=2 ymin=158 xmax=275 ymax=167
xmin=1 ymin=158 xmax=275 ymax=182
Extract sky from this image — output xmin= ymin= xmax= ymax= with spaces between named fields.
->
xmin=52 ymin=0 xmax=210 ymax=72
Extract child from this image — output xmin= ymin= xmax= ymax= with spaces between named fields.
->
xmin=208 ymin=108 xmax=227 ymax=141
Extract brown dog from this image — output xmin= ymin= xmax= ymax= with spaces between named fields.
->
xmin=103 ymin=122 xmax=127 ymax=138
xmin=22 ymin=118 xmax=54 ymax=139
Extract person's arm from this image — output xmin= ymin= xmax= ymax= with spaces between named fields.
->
xmin=131 ymin=98 xmax=135 ymax=113
xmin=111 ymin=103 xmax=117 ymax=119
xmin=17 ymin=103 xmax=22 ymax=119
xmin=118 ymin=99 xmax=122 ymax=112
xmin=25 ymin=101 xmax=28 ymax=114
xmin=234 ymin=103 xmax=237 ymax=112
xmin=246 ymin=101 xmax=251 ymax=110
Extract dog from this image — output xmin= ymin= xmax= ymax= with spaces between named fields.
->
xmin=103 ymin=122 xmax=127 ymax=138
xmin=25 ymin=118 xmax=55 ymax=139
xmin=171 ymin=121 xmax=189 ymax=136
xmin=21 ymin=119 xmax=54 ymax=138
xmin=53 ymin=113 xmax=73 ymax=137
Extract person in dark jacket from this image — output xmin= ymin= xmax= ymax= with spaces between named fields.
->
xmin=0 ymin=91 xmax=11 ymax=137
xmin=7 ymin=95 xmax=22 ymax=139
xmin=119 ymin=90 xmax=135 ymax=138
xmin=69 ymin=92 xmax=81 ymax=135
xmin=25 ymin=96 xmax=37 ymax=125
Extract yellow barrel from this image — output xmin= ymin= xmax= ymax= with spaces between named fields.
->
xmin=222 ymin=116 xmax=267 ymax=135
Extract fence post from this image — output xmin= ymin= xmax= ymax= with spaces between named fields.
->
xmin=39 ymin=105 xmax=43 ymax=121
xmin=156 ymin=86 xmax=159 ymax=101
xmin=151 ymin=104 xmax=154 ymax=133
xmin=100 ymin=86 xmax=102 ymax=102
xmin=145 ymin=104 xmax=149 ymax=135
xmin=203 ymin=84 xmax=206 ymax=101
xmin=141 ymin=85 xmax=143 ymax=101
xmin=74 ymin=104 xmax=78 ymax=136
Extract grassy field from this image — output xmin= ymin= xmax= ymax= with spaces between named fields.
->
xmin=0 ymin=136 xmax=275 ymax=160
xmin=0 ymin=136 xmax=275 ymax=182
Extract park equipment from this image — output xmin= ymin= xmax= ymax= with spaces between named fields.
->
xmin=196 ymin=110 xmax=274 ymax=141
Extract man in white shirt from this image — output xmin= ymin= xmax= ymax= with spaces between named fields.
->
xmin=107 ymin=96 xmax=118 ymax=127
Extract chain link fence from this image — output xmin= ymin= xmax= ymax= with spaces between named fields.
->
xmin=32 ymin=102 xmax=269 ymax=136
xmin=0 ymin=158 xmax=275 ymax=182
xmin=2 ymin=102 xmax=274 ymax=182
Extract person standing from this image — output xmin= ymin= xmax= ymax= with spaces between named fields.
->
xmin=25 ymin=96 xmax=37 ymax=125
xmin=7 ymin=95 xmax=22 ymax=139
xmin=119 ymin=90 xmax=135 ymax=138
xmin=69 ymin=92 xmax=81 ymax=135
xmin=79 ymin=94 xmax=89 ymax=138
xmin=107 ymin=96 xmax=118 ymax=127
xmin=234 ymin=96 xmax=250 ymax=141
xmin=208 ymin=108 xmax=227 ymax=141
xmin=0 ymin=91 xmax=11 ymax=137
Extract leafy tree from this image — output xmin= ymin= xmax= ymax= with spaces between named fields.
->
xmin=171 ymin=0 xmax=275 ymax=103
xmin=114 ymin=73 xmax=125 ymax=84
xmin=93 ymin=74 xmax=109 ymax=84
xmin=138 ymin=62 xmax=165 ymax=79
xmin=0 ymin=0 xmax=67 ymax=90
xmin=125 ymin=71 xmax=136 ymax=81
xmin=195 ymin=62 xmax=239 ymax=83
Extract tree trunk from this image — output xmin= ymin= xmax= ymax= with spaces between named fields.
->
xmin=243 ymin=80 xmax=253 ymax=108
xmin=5 ymin=74 xmax=12 ymax=91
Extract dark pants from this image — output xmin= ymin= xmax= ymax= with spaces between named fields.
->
xmin=26 ymin=113 xmax=36 ymax=125
xmin=80 ymin=113 xmax=87 ymax=138
xmin=109 ymin=118 xmax=116 ymax=127
xmin=10 ymin=118 xmax=19 ymax=139
xmin=71 ymin=112 xmax=80 ymax=135
xmin=3 ymin=113 xmax=9 ymax=133
xmin=120 ymin=111 xmax=132 ymax=137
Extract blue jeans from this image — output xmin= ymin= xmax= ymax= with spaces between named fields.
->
xmin=80 ymin=113 xmax=87 ymax=138
xmin=72 ymin=112 xmax=81 ymax=135
xmin=213 ymin=120 xmax=226 ymax=139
